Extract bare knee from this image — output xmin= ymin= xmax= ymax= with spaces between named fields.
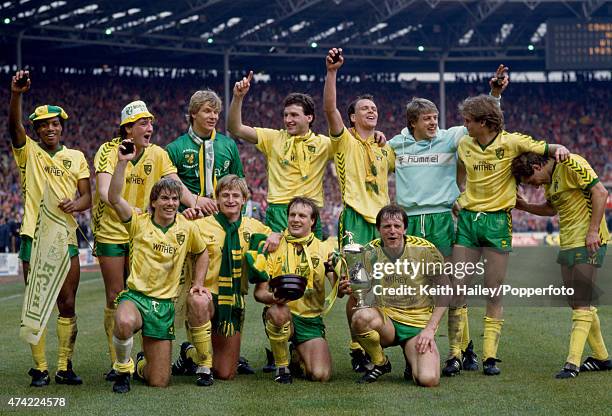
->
xmin=214 ymin=367 xmax=236 ymax=380
xmin=416 ymin=372 xmax=439 ymax=388
xmin=351 ymin=309 xmax=376 ymax=333
xmin=57 ymin=294 xmax=76 ymax=316
xmin=187 ymin=292 xmax=213 ymax=325
xmin=266 ymin=305 xmax=291 ymax=326
xmin=114 ymin=312 xmax=137 ymax=338
xmin=146 ymin=373 xmax=170 ymax=387
xmin=308 ymin=366 xmax=331 ymax=382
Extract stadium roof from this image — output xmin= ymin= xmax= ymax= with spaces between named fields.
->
xmin=1 ymin=0 xmax=610 ymax=73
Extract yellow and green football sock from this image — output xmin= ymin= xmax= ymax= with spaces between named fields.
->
xmin=356 ymin=329 xmax=385 ymax=366
xmin=447 ymin=306 xmax=467 ymax=358
xmin=104 ymin=306 xmax=117 ymax=364
xmin=349 ymin=339 xmax=364 ymax=352
xmin=482 ymin=316 xmax=504 ymax=361
xmin=136 ymin=355 xmax=146 ymax=379
xmin=30 ymin=328 xmax=48 ymax=372
xmin=190 ymin=321 xmax=213 ymax=368
xmin=460 ymin=307 xmax=470 ymax=351
xmin=265 ymin=320 xmax=291 ymax=367
xmin=57 ymin=316 xmax=77 ymax=372
xmin=567 ymin=308 xmax=593 ymax=366
xmin=587 ymin=307 xmax=608 ymax=360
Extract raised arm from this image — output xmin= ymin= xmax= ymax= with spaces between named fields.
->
xmin=489 ymin=64 xmax=509 ymax=98
xmin=108 ymin=142 xmax=134 ymax=222
xmin=8 ymin=70 xmax=30 ymax=148
xmin=323 ymin=48 xmax=346 ymax=137
xmin=228 ymin=71 xmax=258 ymax=144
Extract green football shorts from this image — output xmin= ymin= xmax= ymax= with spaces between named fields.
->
xmin=390 ymin=319 xmax=423 ymax=346
xmin=19 ymin=235 xmax=79 ymax=262
xmin=290 ymin=313 xmax=326 ymax=346
xmin=338 ymin=205 xmax=378 ymax=247
xmin=116 ymin=289 xmax=175 ymax=340
xmin=406 ymin=212 xmax=455 ymax=257
xmin=557 ymin=245 xmax=607 ymax=268
xmin=94 ymin=240 xmax=129 ymax=257
xmin=455 ymin=209 xmax=512 ymax=252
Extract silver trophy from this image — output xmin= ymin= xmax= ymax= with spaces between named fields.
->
xmin=343 ymin=243 xmax=373 ymax=309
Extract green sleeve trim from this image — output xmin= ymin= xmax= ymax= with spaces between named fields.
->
xmin=329 ymin=128 xmax=345 ymax=139
xmin=122 ymin=216 xmax=132 ymax=224
xmin=585 ymin=178 xmax=599 ymax=190
xmin=544 ymin=143 xmax=549 ymax=156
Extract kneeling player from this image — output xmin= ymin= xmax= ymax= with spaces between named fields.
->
xmin=512 ymin=152 xmax=611 ymax=378
xmin=254 ymin=197 xmax=337 ymax=383
xmin=108 ymin=144 xmax=211 ymax=393
xmin=340 ymin=205 xmax=450 ymax=386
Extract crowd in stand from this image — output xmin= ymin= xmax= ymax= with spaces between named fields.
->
xmin=0 ymin=72 xmax=609 ymax=250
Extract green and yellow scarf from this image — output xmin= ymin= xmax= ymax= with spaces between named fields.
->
xmin=215 ymin=213 xmax=243 ymax=336
xmin=281 ymin=130 xmax=314 ymax=180
xmin=283 ymin=230 xmax=316 ymax=292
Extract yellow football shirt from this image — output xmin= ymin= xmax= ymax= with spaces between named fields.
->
xmin=331 ymin=128 xmax=395 ymax=223
xmin=368 ymin=236 xmax=444 ymax=328
xmin=255 ymin=128 xmax=331 ymax=207
xmin=266 ymin=236 xmax=333 ymax=318
xmin=194 ymin=216 xmax=271 ymax=296
xmin=458 ymin=131 xmax=547 ymax=211
xmin=92 ymin=140 xmax=177 ymax=244
xmin=545 ymin=155 xmax=609 ymax=249
xmin=126 ymin=211 xmax=206 ymax=299
xmin=12 ymin=136 xmax=90 ymax=245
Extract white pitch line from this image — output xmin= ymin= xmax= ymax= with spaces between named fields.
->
xmin=0 ymin=277 xmax=100 ymax=302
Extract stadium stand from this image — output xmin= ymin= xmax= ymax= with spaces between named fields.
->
xmin=0 ymin=72 xmax=609 ymax=246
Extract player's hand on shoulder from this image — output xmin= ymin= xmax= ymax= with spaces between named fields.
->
xmin=554 ymin=145 xmax=570 ymax=161
xmin=183 ymin=207 xmax=204 ymax=220
xmin=196 ymin=196 xmax=218 ymax=216
xmin=374 ymin=130 xmax=387 ymax=147
xmin=263 ymin=232 xmax=282 ymax=253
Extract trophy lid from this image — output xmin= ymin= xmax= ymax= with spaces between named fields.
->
xmin=269 ymin=274 xmax=308 ymax=301
xmin=343 ymin=243 xmax=364 ymax=254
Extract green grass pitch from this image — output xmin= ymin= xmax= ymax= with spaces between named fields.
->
xmin=0 ymin=247 xmax=610 ymax=415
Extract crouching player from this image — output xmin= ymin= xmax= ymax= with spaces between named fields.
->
xmin=512 ymin=152 xmax=611 ymax=378
xmin=108 ymin=143 xmax=211 ymax=393
xmin=340 ymin=205 xmax=450 ymax=386
xmin=253 ymin=197 xmax=337 ymax=384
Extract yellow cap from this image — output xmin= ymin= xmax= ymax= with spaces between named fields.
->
xmin=29 ymin=105 xmax=69 ymax=122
